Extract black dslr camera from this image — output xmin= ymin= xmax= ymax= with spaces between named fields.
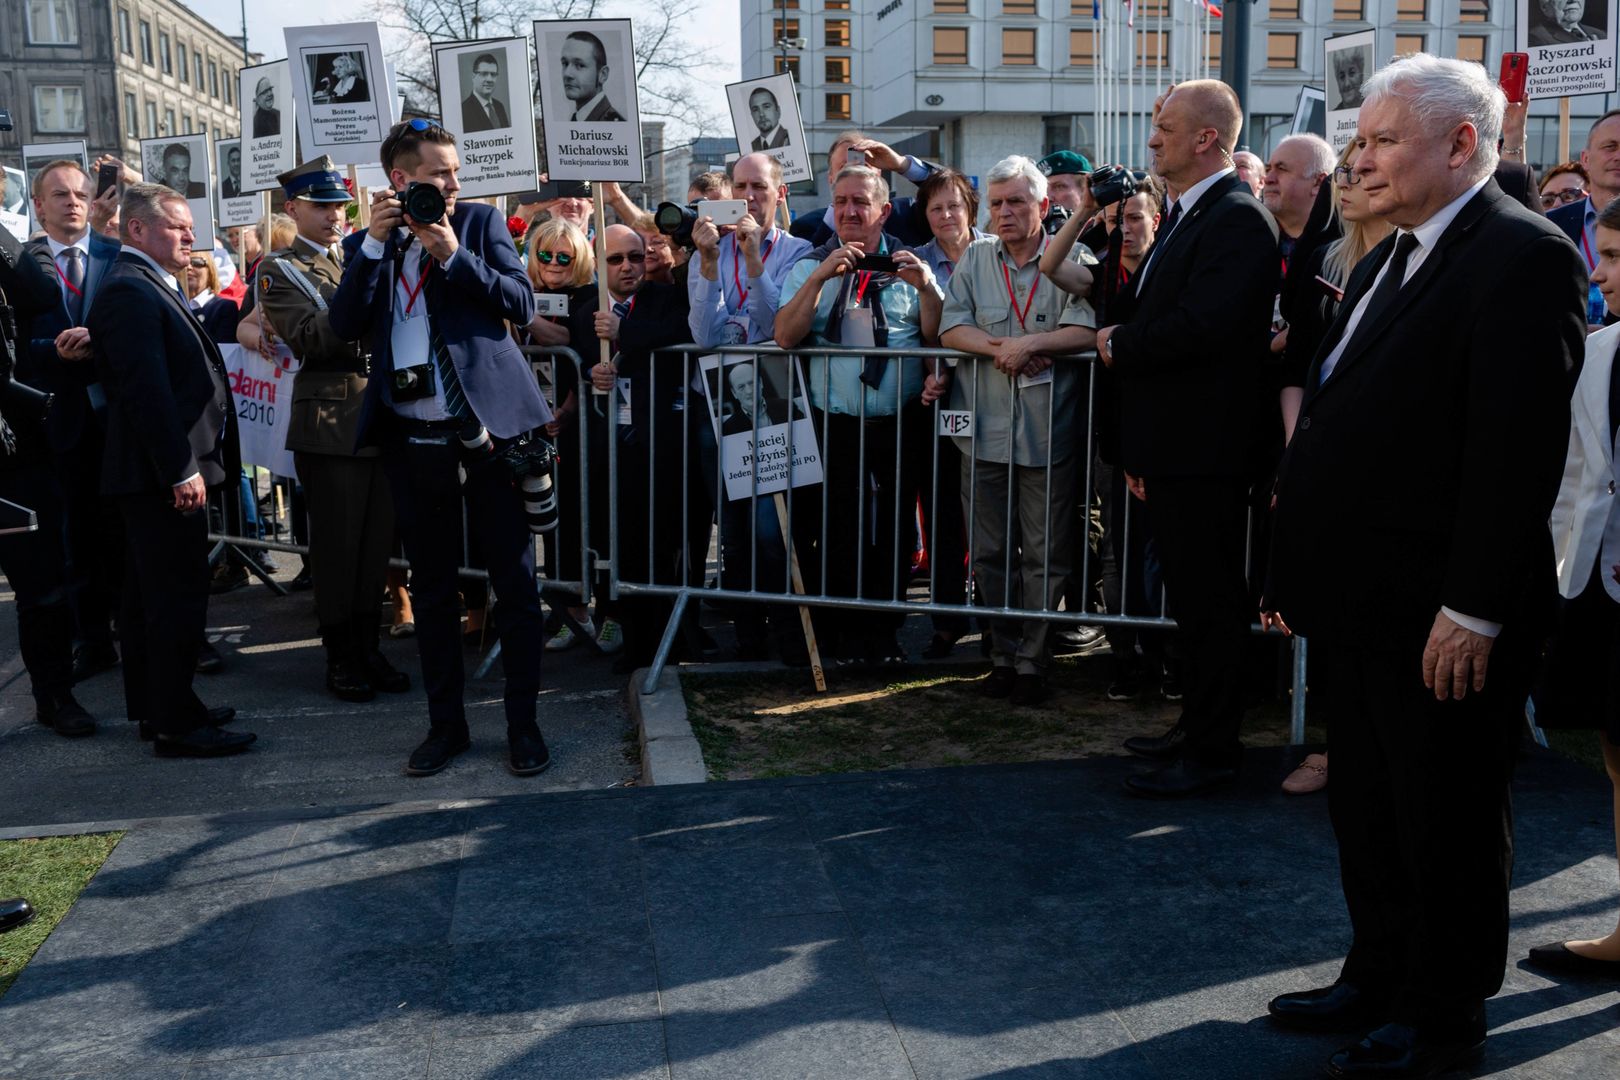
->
xmin=1042 ymin=204 xmax=1071 ymax=235
xmin=402 ymin=181 xmax=446 ymax=225
xmin=1088 ymin=164 xmax=1139 ymax=208
xmin=653 ymin=202 xmax=701 ymax=249
xmin=391 ymin=362 xmax=436 ymax=402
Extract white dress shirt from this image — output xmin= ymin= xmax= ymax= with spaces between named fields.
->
xmin=359 ymin=230 xmax=457 ymax=421
xmin=1134 ymin=166 xmax=1233 ymax=292
xmin=1315 ymin=174 xmax=1499 ymax=638
xmin=571 ymin=92 xmax=609 ymax=121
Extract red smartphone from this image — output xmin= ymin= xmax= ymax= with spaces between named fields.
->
xmin=1500 ymin=52 xmax=1529 ymax=104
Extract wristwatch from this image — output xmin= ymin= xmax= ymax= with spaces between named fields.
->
xmin=1103 ymin=334 xmax=1114 ymax=362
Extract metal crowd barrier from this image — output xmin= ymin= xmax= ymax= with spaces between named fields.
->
xmin=610 ymin=343 xmax=1309 ymax=744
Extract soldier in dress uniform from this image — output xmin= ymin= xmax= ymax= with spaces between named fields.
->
xmin=258 ymin=157 xmax=409 ymax=701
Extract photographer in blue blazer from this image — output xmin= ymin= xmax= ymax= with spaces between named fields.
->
xmin=328 ymin=118 xmax=554 ymax=780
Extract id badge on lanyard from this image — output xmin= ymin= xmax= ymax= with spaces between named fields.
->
xmin=393 ymin=261 xmax=431 ymax=370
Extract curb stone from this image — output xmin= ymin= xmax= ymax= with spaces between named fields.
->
xmin=628 ymin=667 xmax=707 ymax=786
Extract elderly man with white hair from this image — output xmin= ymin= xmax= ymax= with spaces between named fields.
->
xmin=1263 ymin=54 xmax=1585 ymax=1077
xmin=922 ymin=155 xmax=1098 ymax=705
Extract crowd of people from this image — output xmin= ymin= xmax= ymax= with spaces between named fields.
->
xmin=2 ymin=50 xmax=1620 ymax=1077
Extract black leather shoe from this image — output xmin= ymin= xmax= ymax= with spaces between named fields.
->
xmin=1124 ymin=725 xmax=1186 ymax=760
xmin=0 ymin=897 xmax=36 ymax=934
xmin=980 ymin=667 xmax=1017 ymax=698
xmin=195 ymin=641 xmax=225 ymax=675
xmin=326 ymin=659 xmax=376 ymax=702
xmin=206 ymin=706 xmax=235 ymax=726
xmin=71 ymin=642 xmax=119 ymax=683
xmin=1268 ymin=983 xmax=1390 ymax=1033
xmin=361 ymin=651 xmax=410 ymax=694
xmin=1124 ymin=758 xmax=1239 ymax=798
xmin=288 ymin=565 xmax=314 ymax=592
xmin=153 ymin=726 xmax=257 ymax=758
xmin=1527 ymin=941 xmax=1620 ymax=977
xmin=1325 ymin=1020 xmax=1485 ymax=1078
xmin=37 ymin=695 xmax=97 ymax=738
xmin=922 ymin=633 xmax=959 ymax=660
xmin=507 ymin=725 xmax=552 ymax=777
xmin=406 ymin=729 xmax=470 ymax=776
xmin=1010 ymin=673 xmax=1048 ymax=707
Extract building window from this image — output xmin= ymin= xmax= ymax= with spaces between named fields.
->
xmin=178 ymin=43 xmax=190 ymax=84
xmin=1138 ymin=29 xmax=1167 ymax=67
xmin=1394 ymin=33 xmax=1425 ymax=54
xmin=1456 ymin=35 xmax=1487 ymax=63
xmin=935 ymin=26 xmax=970 ymax=64
xmin=224 ymin=74 xmax=233 ymax=105
xmin=826 ymin=0 xmax=850 ymax=8
xmin=118 ymin=8 xmax=132 ymax=54
xmin=33 ymin=86 xmax=85 ymax=133
xmin=182 ymin=113 xmax=192 ymax=134
xmin=26 ymin=0 xmax=78 ymax=44
xmin=160 ymin=32 xmax=172 ymax=74
xmin=1459 ymin=0 xmax=1488 ymax=21
xmin=144 ymin=100 xmax=157 ymax=137
xmin=825 ymin=19 xmax=851 ymax=47
xmin=1268 ymin=0 xmax=1300 ymax=17
xmin=209 ymin=61 xmax=219 ymax=97
xmin=1005 ymin=0 xmax=1037 ymax=13
xmin=1331 ymin=0 xmax=1364 ymax=17
xmin=1266 ymin=32 xmax=1299 ymax=68
xmin=1002 ymin=27 xmax=1037 ymax=65
xmin=774 ymin=17 xmax=799 ymax=40
xmin=1395 ymin=0 xmax=1425 ymax=19
xmin=936 ymin=0 xmax=969 ymax=9
xmin=1069 ymin=27 xmax=1095 ymax=66
xmin=775 ymin=54 xmax=801 ymax=78
xmin=124 ymin=92 xmax=139 ymax=137
xmin=196 ymin=52 xmax=207 ymax=92
xmin=164 ymin=107 xmax=175 ymax=135
xmin=139 ymin=21 xmax=153 ymax=65
xmin=1206 ymin=30 xmax=1221 ymax=66
xmin=826 ymin=92 xmax=851 ymax=121
xmin=826 ymin=56 xmax=851 ymax=83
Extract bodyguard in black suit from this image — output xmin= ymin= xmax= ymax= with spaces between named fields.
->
xmin=1094 ymin=80 xmax=1279 ymax=797
xmin=328 ymin=119 xmax=552 ymax=778
xmin=85 ymin=184 xmax=255 ymax=757
xmin=1263 ymin=56 xmax=1584 ymax=1077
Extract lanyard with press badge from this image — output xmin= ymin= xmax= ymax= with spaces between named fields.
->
xmin=1001 ymin=239 xmax=1046 ymax=333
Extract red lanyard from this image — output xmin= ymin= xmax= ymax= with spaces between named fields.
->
xmin=398 ymin=256 xmax=431 ymax=315
xmin=53 ymin=259 xmax=83 ymax=298
xmin=1582 ymin=229 xmax=1598 ymax=273
xmin=1002 ymin=241 xmax=1046 ymax=332
xmin=852 ymin=270 xmax=874 ymax=307
xmin=729 ymin=230 xmax=776 ymax=307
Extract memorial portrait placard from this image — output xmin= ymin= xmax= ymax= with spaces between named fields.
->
xmin=532 ymin=18 xmax=644 ymax=182
xmin=1324 ymin=31 xmax=1376 ymax=154
xmin=698 ymin=352 xmax=823 ymax=502
xmin=1517 ymin=0 xmax=1619 ymax=98
xmin=725 ymin=72 xmax=811 ymax=184
xmin=432 ymin=37 xmax=540 ymax=197
xmin=140 ymin=131 xmax=214 ymax=249
xmin=216 ymin=138 xmax=259 ymax=228
xmin=240 ymin=59 xmax=295 ymax=194
xmin=285 ymin=22 xmax=395 ymax=167
xmin=1291 ymin=86 xmax=1327 ymax=139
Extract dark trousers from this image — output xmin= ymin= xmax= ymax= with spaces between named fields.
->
xmin=295 ymin=452 xmax=393 ymax=634
xmin=1315 ymin=635 xmax=1527 ymax=1031
xmin=919 ymin=436 xmax=969 ymax=635
xmin=382 ymin=434 xmax=542 ymax=735
xmin=0 ymin=459 xmax=74 ymax=707
xmin=56 ymin=429 xmax=122 ymax=647
xmin=1142 ymin=474 xmax=1250 ymax=765
xmin=118 ymin=494 xmax=211 ymax=735
xmin=1099 ymin=459 xmax=1168 ymax=672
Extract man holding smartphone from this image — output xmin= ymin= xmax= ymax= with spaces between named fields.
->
xmin=774 ymin=164 xmax=942 ymax=663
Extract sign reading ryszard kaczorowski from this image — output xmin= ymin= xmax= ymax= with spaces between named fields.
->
xmin=432 ymin=37 xmax=541 ymax=198
xmin=239 ymin=59 xmax=295 ymax=195
xmin=1517 ymin=0 xmax=1619 ymax=98
xmin=532 ymin=18 xmax=644 ymax=182
xmin=285 ymin=22 xmax=396 ymax=167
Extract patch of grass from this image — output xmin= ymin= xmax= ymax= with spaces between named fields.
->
xmin=0 ymin=833 xmax=123 ymax=999
xmin=683 ymin=654 xmax=1317 ymax=781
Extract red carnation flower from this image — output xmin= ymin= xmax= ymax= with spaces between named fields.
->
xmin=507 ymin=215 xmax=527 ymax=240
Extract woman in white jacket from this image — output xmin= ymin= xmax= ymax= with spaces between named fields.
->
xmin=1530 ymin=201 xmax=1620 ymax=978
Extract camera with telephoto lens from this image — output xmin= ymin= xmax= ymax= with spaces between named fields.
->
xmin=459 ymin=426 xmax=558 ymax=534
xmin=391 ymin=362 xmax=436 ymax=401
xmin=653 ymin=202 xmax=701 ymax=250
xmin=1042 ymin=204 xmax=1071 ymax=235
xmin=402 ymin=181 xmax=446 ymax=225
xmin=1088 ymin=164 xmax=1138 ymax=208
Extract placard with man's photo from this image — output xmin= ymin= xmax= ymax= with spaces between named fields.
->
xmin=19 ymin=140 xmax=86 ymax=236
xmin=239 ymin=59 xmax=295 ymax=194
xmin=1323 ymin=30 xmax=1375 ymax=154
xmin=285 ymin=22 xmax=395 ymax=167
xmin=532 ymin=18 xmax=644 ymax=182
xmin=1 ymin=165 xmax=28 ymax=242
xmin=698 ymin=353 xmax=822 ymax=502
xmin=215 ymin=138 xmax=259 ymax=228
xmin=1518 ymin=0 xmax=1619 ymax=97
xmin=725 ymin=72 xmax=812 ymax=185
xmin=432 ymin=36 xmax=541 ymax=198
xmin=140 ymin=132 xmax=215 ymax=249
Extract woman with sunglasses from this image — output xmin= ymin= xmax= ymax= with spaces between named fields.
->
xmin=516 ymin=217 xmax=605 ymax=652
xmin=184 ymin=249 xmax=242 ymax=345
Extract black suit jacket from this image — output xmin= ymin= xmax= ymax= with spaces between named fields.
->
xmin=87 ymin=252 xmax=231 ymax=494
xmin=24 ymin=232 xmax=121 ymax=453
xmin=461 ymin=94 xmax=510 ymax=132
xmin=1267 ymin=182 xmax=1584 ymax=650
xmin=1108 ymin=171 xmax=1280 ymax=477
xmin=1547 ymin=197 xmax=1585 ymax=247
xmin=567 ymin=282 xmax=693 ymax=452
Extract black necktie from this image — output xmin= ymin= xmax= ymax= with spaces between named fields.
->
xmin=1332 ymin=232 xmax=1421 ymax=369
xmin=61 ymin=248 xmax=85 ymax=322
xmin=1136 ymin=199 xmax=1182 ymax=292
xmin=418 ymin=249 xmax=471 ymax=421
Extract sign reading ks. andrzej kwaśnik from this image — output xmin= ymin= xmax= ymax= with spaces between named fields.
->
xmin=532 ymin=18 xmax=644 ymax=182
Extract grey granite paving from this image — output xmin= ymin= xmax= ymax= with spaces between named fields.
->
xmin=2 ymin=749 xmax=1619 ymax=1079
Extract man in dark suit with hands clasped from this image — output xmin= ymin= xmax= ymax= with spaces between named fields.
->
xmin=1263 ymin=55 xmax=1585 ymax=1078
xmin=1093 ymin=79 xmax=1279 ymax=798
xmin=82 ymin=183 xmax=255 ymax=757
